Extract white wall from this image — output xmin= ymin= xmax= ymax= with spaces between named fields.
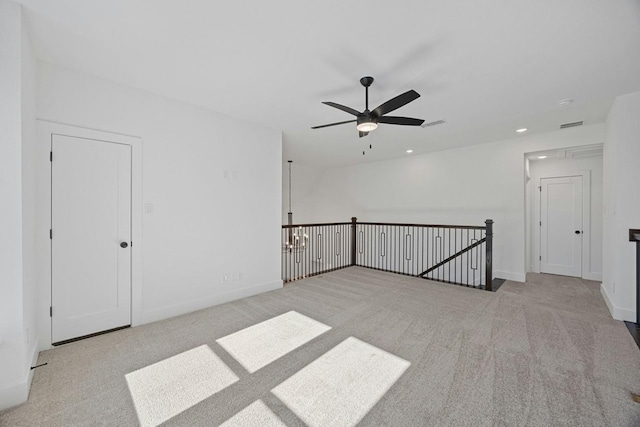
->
xmin=602 ymin=91 xmax=640 ymax=322
xmin=0 ymin=0 xmax=38 ymax=411
xmin=527 ymin=154 xmax=603 ymax=280
xmin=524 ymin=158 xmax=532 ymax=272
xmin=0 ymin=0 xmax=26 ymax=408
xmin=281 ymin=161 xmax=349 ymax=225
xmin=35 ymin=62 xmax=283 ymax=334
xmin=20 ymin=2 xmax=39 ymax=388
xmin=285 ymin=124 xmax=606 ymax=282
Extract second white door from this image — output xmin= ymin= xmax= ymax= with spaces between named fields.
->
xmin=51 ymin=134 xmax=132 ymax=344
xmin=540 ymin=176 xmax=583 ymax=277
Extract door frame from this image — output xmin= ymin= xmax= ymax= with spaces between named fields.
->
xmin=37 ymin=120 xmax=143 ymax=348
xmin=532 ymin=170 xmax=591 ymax=278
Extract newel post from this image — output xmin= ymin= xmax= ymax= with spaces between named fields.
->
xmin=485 ymin=219 xmax=494 ymax=291
xmin=350 ymin=217 xmax=357 ymax=266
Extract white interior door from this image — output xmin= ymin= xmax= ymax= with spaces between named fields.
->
xmin=52 ymin=134 xmax=132 ymax=343
xmin=540 ymin=176 xmax=583 ymax=277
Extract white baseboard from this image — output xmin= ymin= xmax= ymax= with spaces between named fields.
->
xmin=583 ymin=272 xmax=603 ymax=281
xmin=140 ymin=280 xmax=283 ymax=325
xmin=0 ymin=379 xmax=28 ymax=412
xmin=26 ymin=338 xmax=40 ymax=393
xmin=601 ymin=283 xmax=615 ymax=317
xmin=0 ymin=340 xmax=40 ymax=411
xmin=600 ymin=283 xmax=636 ymax=322
xmin=494 ymin=270 xmax=526 ymax=283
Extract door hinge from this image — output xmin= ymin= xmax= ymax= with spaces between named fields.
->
xmin=539 ymin=186 xmax=541 ymax=192
xmin=49 ymin=229 xmax=52 ymax=239
xmin=539 ymin=221 xmax=542 ymax=226
xmin=49 ymin=306 xmax=52 ymax=317
xmin=50 ymin=151 xmax=53 ymax=162
xmin=539 ymin=255 xmax=542 ymax=261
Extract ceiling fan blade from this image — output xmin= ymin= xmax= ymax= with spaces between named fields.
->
xmin=359 ymin=131 xmax=369 ymax=138
xmin=377 ymin=116 xmax=425 ymax=126
xmin=311 ymin=119 xmax=356 ymax=129
xmin=372 ymin=90 xmax=420 ymax=117
xmin=322 ymin=102 xmax=361 ymax=116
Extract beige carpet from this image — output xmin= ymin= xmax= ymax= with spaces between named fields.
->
xmin=2 ymin=267 xmax=640 ymax=426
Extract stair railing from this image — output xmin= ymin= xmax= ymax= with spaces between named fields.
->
xmin=282 ymin=218 xmax=494 ymax=290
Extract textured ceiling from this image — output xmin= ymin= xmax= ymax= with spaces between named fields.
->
xmin=19 ymin=0 xmax=640 ymax=167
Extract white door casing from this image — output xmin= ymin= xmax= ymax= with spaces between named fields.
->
xmin=51 ymin=134 xmax=132 ymax=343
xmin=540 ymin=176 xmax=583 ymax=277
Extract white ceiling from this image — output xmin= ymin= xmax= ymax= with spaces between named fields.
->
xmin=19 ymin=0 xmax=640 ymax=167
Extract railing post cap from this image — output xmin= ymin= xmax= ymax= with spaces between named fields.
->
xmin=351 ymin=217 xmax=357 ymax=222
xmin=485 ymin=219 xmax=494 ymax=224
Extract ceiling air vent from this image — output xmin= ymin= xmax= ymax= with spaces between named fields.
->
xmin=560 ymin=121 xmax=583 ymax=129
xmin=421 ymin=119 xmax=446 ymax=128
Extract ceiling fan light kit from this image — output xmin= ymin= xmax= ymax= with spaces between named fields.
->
xmin=356 ymin=120 xmax=377 ymax=132
xmin=312 ymin=76 xmax=425 ymax=138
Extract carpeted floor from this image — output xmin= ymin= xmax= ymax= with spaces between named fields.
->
xmin=2 ymin=267 xmax=640 ymax=426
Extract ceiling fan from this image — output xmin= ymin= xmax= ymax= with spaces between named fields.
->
xmin=312 ymin=76 xmax=425 ymax=138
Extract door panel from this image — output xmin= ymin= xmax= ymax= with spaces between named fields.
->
xmin=52 ymin=134 xmax=131 ymax=343
xmin=540 ymin=176 xmax=582 ymax=277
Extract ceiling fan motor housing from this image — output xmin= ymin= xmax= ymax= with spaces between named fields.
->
xmin=357 ymin=111 xmax=373 ymax=125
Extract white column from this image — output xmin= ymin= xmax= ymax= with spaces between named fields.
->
xmin=0 ymin=0 xmax=31 ymax=410
xmin=603 ymin=91 xmax=640 ymax=321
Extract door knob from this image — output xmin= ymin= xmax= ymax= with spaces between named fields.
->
xmin=574 ymin=230 xmax=582 ymax=235
xmin=120 ymin=242 xmax=129 ymax=248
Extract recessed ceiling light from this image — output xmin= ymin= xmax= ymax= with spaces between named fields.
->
xmin=516 ymin=128 xmax=528 ymax=133
xmin=406 ymin=149 xmax=413 ymax=153
xmin=558 ymin=99 xmax=573 ymax=107
xmin=537 ymin=155 xmax=548 ymax=159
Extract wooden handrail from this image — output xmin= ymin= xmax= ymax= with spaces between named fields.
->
xmin=418 ymin=237 xmax=486 ymax=277
xmin=357 ymin=221 xmax=486 ymax=230
xmin=283 ymin=221 xmax=486 ymax=230
xmin=282 ymin=222 xmax=350 ymax=228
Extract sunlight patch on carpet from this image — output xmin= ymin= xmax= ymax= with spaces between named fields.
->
xmin=272 ymin=336 xmax=410 ymax=427
xmin=217 ymin=311 xmax=331 ymax=373
xmin=219 ymin=400 xmax=287 ymax=427
xmin=125 ymin=345 xmax=238 ymax=427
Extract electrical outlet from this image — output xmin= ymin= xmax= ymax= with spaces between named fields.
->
xmin=223 ymin=170 xmax=230 ymax=180
xmin=221 ymin=274 xmax=228 ymax=284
